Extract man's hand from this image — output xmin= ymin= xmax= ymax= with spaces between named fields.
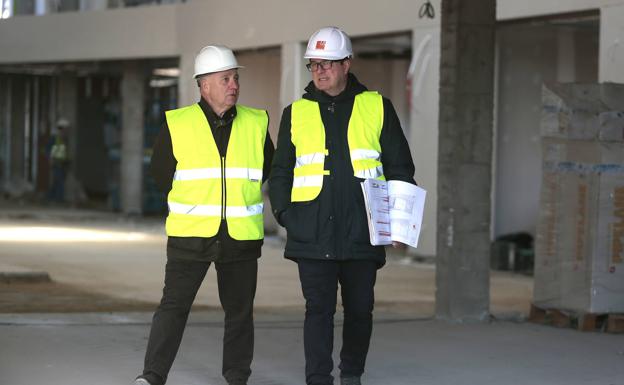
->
xmin=391 ymin=241 xmax=407 ymax=250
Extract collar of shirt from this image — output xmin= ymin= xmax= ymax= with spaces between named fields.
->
xmin=198 ymin=98 xmax=237 ymax=129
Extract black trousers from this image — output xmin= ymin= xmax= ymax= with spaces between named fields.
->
xmin=297 ymin=259 xmax=378 ymax=385
xmin=142 ymin=258 xmax=257 ymax=385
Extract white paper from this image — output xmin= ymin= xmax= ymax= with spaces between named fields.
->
xmin=361 ymin=179 xmax=426 ymax=248
xmin=361 ymin=179 xmax=392 ymax=245
xmin=388 ymin=180 xmax=426 ymax=248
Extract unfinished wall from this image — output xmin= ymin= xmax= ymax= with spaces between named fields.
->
xmin=599 ymin=3 xmax=624 ymax=82
xmin=498 ymin=0 xmax=621 ymax=20
xmin=235 ymin=48 xmax=282 ymax=144
xmin=351 ymin=58 xmax=410 ymax=130
xmin=494 ymin=22 xmax=598 ymax=238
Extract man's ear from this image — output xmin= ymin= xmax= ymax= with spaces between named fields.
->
xmin=342 ymin=59 xmax=352 ymax=74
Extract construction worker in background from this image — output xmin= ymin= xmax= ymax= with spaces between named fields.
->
xmin=134 ymin=45 xmax=274 ymax=385
xmin=269 ymin=27 xmax=416 ymax=385
xmin=47 ymin=118 xmax=69 ymax=203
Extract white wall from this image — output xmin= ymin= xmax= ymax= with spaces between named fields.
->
xmin=494 ymin=23 xmax=598 ymax=238
xmin=498 ymin=0 xmax=623 ymax=20
xmin=599 ymin=3 xmax=624 ymax=82
xmin=235 ymin=48 xmax=282 ymax=143
xmin=408 ymin=27 xmax=439 ymax=256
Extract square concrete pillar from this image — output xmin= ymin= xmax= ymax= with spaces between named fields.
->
xmin=436 ymin=0 xmax=495 ymax=322
xmin=120 ymin=61 xmax=145 ymax=215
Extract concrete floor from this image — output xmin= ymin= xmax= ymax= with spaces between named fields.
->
xmin=1 ymin=205 xmax=623 ymax=385
xmin=1 ymin=312 xmax=623 ymax=385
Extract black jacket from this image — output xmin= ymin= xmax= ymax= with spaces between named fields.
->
xmin=151 ymin=98 xmax=274 ymax=262
xmin=269 ymin=74 xmax=415 ymax=266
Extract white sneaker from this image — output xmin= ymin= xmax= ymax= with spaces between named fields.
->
xmin=134 ymin=378 xmax=151 ymax=385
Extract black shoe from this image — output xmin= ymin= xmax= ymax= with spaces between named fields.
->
xmin=340 ymin=377 xmax=361 ymax=385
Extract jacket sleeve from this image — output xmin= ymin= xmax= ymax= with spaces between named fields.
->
xmin=150 ymin=122 xmax=177 ymax=193
xmin=268 ymin=106 xmax=295 ymax=226
xmin=380 ymin=98 xmax=417 ymax=184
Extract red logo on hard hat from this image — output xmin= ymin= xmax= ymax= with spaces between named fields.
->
xmin=316 ymin=41 xmax=326 ymax=50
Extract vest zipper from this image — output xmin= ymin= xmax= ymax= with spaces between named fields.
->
xmin=221 ymin=156 xmax=226 ymax=220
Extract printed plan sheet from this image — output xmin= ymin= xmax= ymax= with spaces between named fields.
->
xmin=361 ymin=179 xmax=426 ymax=248
xmin=361 ymin=179 xmax=392 ymax=245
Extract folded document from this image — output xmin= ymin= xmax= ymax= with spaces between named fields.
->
xmin=360 ymin=179 xmax=426 ymax=248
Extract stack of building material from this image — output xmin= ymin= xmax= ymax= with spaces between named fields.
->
xmin=533 ymin=83 xmax=624 ymax=315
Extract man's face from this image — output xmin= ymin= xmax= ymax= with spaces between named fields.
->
xmin=309 ymin=58 xmax=350 ymax=96
xmin=199 ymin=69 xmax=240 ymax=115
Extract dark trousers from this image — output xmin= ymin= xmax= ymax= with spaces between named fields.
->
xmin=142 ymin=258 xmax=257 ymax=385
xmin=47 ymin=163 xmax=66 ymax=203
xmin=297 ymin=259 xmax=377 ymax=385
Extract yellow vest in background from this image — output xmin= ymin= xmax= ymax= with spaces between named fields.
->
xmin=165 ymin=103 xmax=268 ymax=240
xmin=290 ymin=91 xmax=385 ymax=202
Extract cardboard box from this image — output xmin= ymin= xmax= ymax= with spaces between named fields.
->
xmin=535 ymin=83 xmax=624 ymax=313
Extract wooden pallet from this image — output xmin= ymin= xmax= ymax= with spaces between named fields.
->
xmin=529 ymin=304 xmax=624 ymax=333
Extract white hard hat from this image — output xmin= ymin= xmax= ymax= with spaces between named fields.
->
xmin=304 ymin=26 xmax=353 ymax=60
xmin=193 ymin=45 xmax=244 ymax=78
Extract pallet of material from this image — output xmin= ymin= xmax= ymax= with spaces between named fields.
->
xmin=529 ymin=304 xmax=624 ymax=333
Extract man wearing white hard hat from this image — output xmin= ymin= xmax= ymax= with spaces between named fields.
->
xmin=135 ymin=45 xmax=274 ymax=385
xmin=269 ymin=27 xmax=416 ymax=385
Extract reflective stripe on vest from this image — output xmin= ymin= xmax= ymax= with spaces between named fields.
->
xmin=173 ymin=167 xmax=263 ymax=181
xmin=165 ymin=103 xmax=268 ymax=240
xmin=168 ymin=202 xmax=264 ymax=217
xmin=290 ymin=91 xmax=385 ymax=202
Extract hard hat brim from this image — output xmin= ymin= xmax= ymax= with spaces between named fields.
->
xmin=303 ymin=51 xmax=350 ymax=60
xmin=193 ymin=64 xmax=245 ymax=79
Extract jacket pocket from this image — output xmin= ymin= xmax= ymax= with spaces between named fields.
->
xmin=284 ymin=200 xmax=319 ymax=243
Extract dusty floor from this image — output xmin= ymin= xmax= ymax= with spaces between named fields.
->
xmin=1 ymin=205 xmax=623 ymax=385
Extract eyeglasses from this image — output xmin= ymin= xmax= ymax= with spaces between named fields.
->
xmin=306 ymin=60 xmax=339 ymax=72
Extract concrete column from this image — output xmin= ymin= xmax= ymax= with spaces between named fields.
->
xmin=280 ymin=41 xmax=310 ymax=110
xmin=120 ymin=61 xmax=145 ymax=215
xmin=599 ymin=4 xmax=624 ymax=83
xmin=409 ymin=27 xmax=440 ymax=258
xmin=435 ymin=0 xmax=495 ymax=322
xmin=178 ymin=52 xmax=197 ymax=108
xmin=57 ymin=74 xmax=78 ymax=183
xmin=31 ymin=77 xmax=39 ymax=186
xmin=1 ymin=77 xmax=11 ymax=190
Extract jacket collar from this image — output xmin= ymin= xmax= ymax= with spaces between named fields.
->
xmin=302 ymin=73 xmax=368 ymax=103
xmin=198 ymin=97 xmax=237 ymax=128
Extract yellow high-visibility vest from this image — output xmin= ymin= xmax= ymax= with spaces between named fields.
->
xmin=290 ymin=91 xmax=384 ymax=202
xmin=165 ymin=103 xmax=268 ymax=240
xmin=50 ymin=136 xmax=67 ymax=161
